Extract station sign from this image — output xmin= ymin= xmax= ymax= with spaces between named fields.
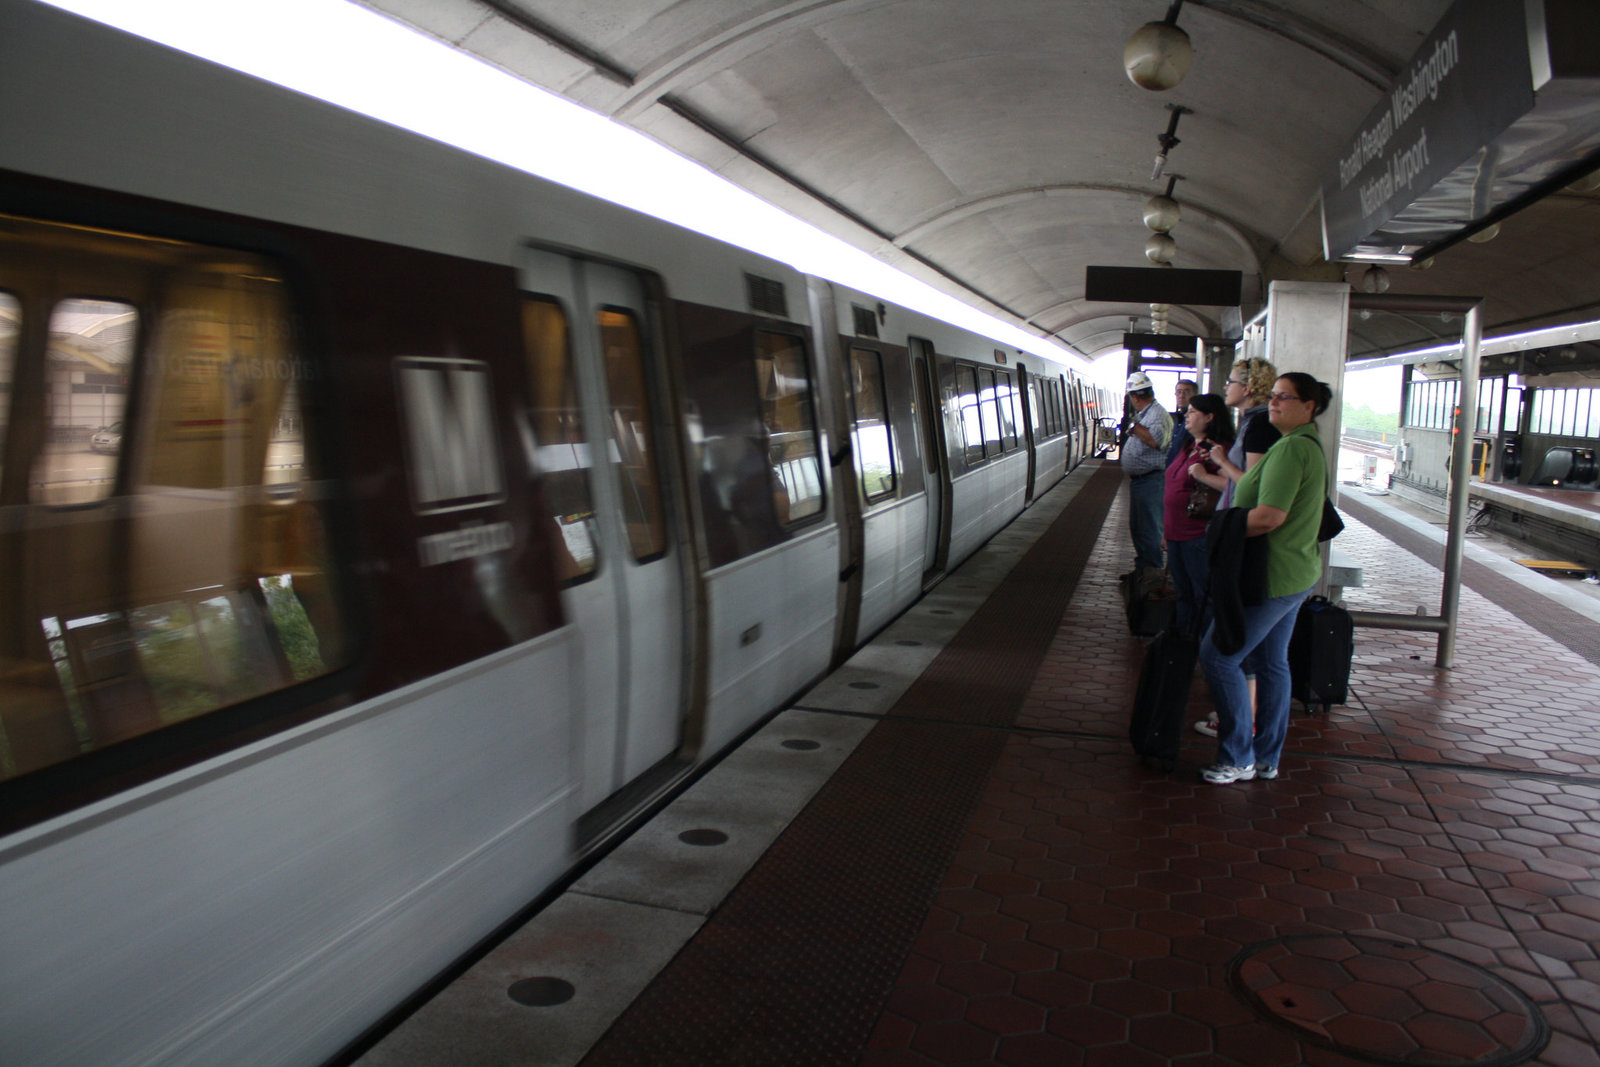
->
xmin=1321 ymin=0 xmax=1535 ymax=260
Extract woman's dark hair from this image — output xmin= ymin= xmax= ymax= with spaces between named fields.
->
xmin=1278 ymin=372 xmax=1333 ymax=417
xmin=1187 ymin=393 xmax=1236 ymax=446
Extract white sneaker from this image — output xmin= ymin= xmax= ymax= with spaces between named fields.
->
xmin=1193 ymin=716 xmax=1218 ymax=737
xmin=1201 ymin=763 xmax=1257 ymax=785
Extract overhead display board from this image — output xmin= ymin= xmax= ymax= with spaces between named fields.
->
xmin=1123 ymin=333 xmax=1197 ymax=353
xmin=1083 ymin=266 xmax=1242 ymax=306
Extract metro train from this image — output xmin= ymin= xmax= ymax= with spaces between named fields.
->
xmin=0 ymin=4 xmax=1117 ymax=1064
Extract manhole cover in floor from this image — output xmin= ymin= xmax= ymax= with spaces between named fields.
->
xmin=1229 ymin=935 xmax=1548 ymax=1066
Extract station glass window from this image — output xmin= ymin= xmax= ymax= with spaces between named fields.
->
xmin=958 ymin=364 xmax=984 ymax=465
xmin=522 ymin=296 xmax=598 ymax=582
xmin=1404 ymin=378 xmax=1460 ymax=432
xmin=848 ymin=346 xmax=896 ymax=503
xmin=0 ymin=215 xmax=347 ymax=784
xmin=1533 ymin=386 xmax=1600 ymax=437
xmin=1530 ymin=390 xmax=1548 ymax=434
xmin=1475 ymin=379 xmax=1496 ymax=435
xmin=598 ymin=308 xmax=668 ymax=561
xmin=754 ymin=330 xmax=823 ymax=523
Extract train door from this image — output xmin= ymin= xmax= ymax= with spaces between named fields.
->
xmin=911 ymin=338 xmax=951 ymax=583
xmin=1018 ymin=366 xmax=1037 ymax=501
xmin=1067 ymin=376 xmax=1082 ymax=464
xmin=518 ymin=249 xmax=686 ymax=814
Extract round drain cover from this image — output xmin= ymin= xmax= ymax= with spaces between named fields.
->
xmin=1230 ymin=935 xmax=1547 ymax=1066
xmin=508 ymin=977 xmax=575 ymax=1007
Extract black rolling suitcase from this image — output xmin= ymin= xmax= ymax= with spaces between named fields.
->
xmin=1129 ymin=626 xmax=1198 ymax=770
xmin=1289 ymin=595 xmax=1353 ymax=713
xmin=1120 ymin=567 xmax=1176 ymax=637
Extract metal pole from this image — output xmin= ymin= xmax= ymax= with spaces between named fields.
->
xmin=1348 ymin=610 xmax=1449 ymax=633
xmin=1435 ymin=302 xmax=1482 ymax=668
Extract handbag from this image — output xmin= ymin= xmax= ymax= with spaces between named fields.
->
xmin=1318 ymin=499 xmax=1345 ymax=542
xmin=1186 ymin=480 xmax=1221 ymax=520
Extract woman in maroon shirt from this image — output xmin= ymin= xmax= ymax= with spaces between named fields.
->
xmin=1163 ymin=393 xmax=1235 ymax=636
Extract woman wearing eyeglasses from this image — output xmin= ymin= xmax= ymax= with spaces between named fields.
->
xmin=1190 ymin=357 xmax=1277 ymax=737
xmin=1199 ymin=371 xmax=1333 ymax=785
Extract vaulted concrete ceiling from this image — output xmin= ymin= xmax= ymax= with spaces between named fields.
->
xmin=359 ymin=0 xmax=1600 ymax=364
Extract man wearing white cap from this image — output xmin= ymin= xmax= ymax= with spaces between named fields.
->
xmin=1122 ymin=371 xmax=1172 ymax=573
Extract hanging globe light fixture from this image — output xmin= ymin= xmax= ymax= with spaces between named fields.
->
xmin=1358 ymin=266 xmax=1390 ymax=293
xmin=1145 ymin=233 xmax=1176 ymax=265
xmin=1124 ymin=3 xmax=1192 ymax=91
xmin=1143 ymin=194 xmax=1181 ymax=233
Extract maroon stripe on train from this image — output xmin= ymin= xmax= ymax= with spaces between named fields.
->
xmin=581 ymin=462 xmax=1123 ymax=1067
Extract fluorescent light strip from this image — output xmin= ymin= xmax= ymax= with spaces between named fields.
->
xmin=40 ymin=0 xmax=1092 ymax=369
xmin=1349 ymin=318 xmax=1600 ymax=371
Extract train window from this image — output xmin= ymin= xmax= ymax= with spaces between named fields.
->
xmin=980 ymin=369 xmax=1002 ymax=456
xmin=0 ymin=215 xmax=347 ymax=784
xmin=598 ymin=308 xmax=669 ymax=561
xmin=996 ymin=371 xmax=1018 ymax=451
xmin=754 ymin=330 xmax=824 ymax=523
xmin=522 ymin=297 xmax=598 ymax=583
xmin=958 ymin=364 xmax=984 ymax=465
xmin=30 ymin=298 xmax=135 ymax=505
xmin=0 ymin=291 xmax=15 ymax=486
xmin=1027 ymin=378 xmax=1043 ymax=438
xmin=848 ymin=346 xmax=896 ymax=503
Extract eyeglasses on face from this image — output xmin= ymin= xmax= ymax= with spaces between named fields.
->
xmin=1268 ymin=391 xmax=1304 ymax=403
xmin=1225 ymin=379 xmax=1246 ymax=386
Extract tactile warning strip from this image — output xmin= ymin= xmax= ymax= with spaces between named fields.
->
xmin=579 ymin=464 xmax=1124 ymax=1067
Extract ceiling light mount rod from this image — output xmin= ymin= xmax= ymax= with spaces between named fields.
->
xmin=1152 ymin=104 xmax=1192 ymax=181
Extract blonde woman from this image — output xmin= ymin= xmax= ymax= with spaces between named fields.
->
xmin=1191 ymin=357 xmax=1277 ymax=737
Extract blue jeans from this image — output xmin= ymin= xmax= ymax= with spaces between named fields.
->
xmin=1127 ymin=472 xmax=1164 ymax=571
xmin=1199 ymin=586 xmax=1312 ymax=769
xmin=1166 ymin=537 xmax=1208 ymax=637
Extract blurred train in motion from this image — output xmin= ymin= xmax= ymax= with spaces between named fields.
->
xmin=0 ymin=3 xmax=1116 ymax=1063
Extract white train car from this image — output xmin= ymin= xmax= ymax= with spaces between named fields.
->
xmin=0 ymin=2 xmax=1104 ymax=1063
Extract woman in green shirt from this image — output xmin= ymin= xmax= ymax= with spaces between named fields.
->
xmin=1199 ymin=372 xmax=1333 ymax=785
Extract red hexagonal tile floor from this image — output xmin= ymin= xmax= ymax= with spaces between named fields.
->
xmin=584 ymin=471 xmax=1600 ymax=1067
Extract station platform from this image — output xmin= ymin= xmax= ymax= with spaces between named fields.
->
xmin=355 ymin=461 xmax=1600 ymax=1067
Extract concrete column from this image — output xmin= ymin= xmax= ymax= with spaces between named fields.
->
xmin=1263 ymin=281 xmax=1350 ymax=489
